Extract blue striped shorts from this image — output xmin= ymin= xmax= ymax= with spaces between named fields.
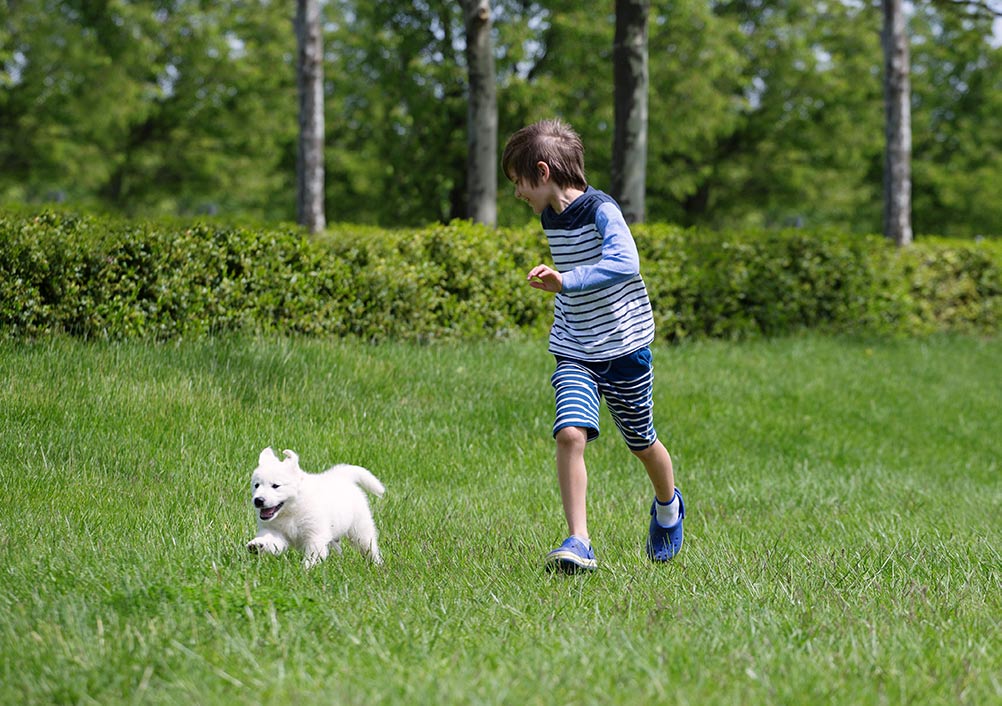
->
xmin=550 ymin=346 xmax=658 ymax=451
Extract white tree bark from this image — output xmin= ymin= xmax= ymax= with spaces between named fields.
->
xmin=882 ymin=0 xmax=912 ymax=246
xmin=611 ymin=0 xmax=650 ymax=224
xmin=463 ymin=0 xmax=498 ymax=226
xmin=295 ymin=0 xmax=326 ymax=233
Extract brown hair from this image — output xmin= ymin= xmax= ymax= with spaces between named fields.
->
xmin=501 ymin=119 xmax=587 ymax=190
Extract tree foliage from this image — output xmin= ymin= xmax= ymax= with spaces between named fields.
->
xmin=1 ymin=0 xmax=999 ymax=236
xmin=910 ymin=1 xmax=1002 ymax=236
xmin=1 ymin=0 xmax=298 ymax=218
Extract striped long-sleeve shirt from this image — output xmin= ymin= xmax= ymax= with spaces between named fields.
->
xmin=540 ymin=186 xmax=655 ymax=361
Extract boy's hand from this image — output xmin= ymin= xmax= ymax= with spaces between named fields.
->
xmin=527 ymin=265 xmax=563 ymax=292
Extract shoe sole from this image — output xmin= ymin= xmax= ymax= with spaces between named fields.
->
xmin=545 ymin=550 xmax=597 ymax=573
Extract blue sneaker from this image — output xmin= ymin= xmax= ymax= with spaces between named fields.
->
xmin=647 ymin=488 xmax=685 ymax=562
xmin=545 ymin=536 xmax=597 ymax=573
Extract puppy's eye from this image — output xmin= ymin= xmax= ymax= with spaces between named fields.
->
xmin=271 ymin=484 xmax=280 ymax=489
xmin=253 ymin=483 xmax=259 ymax=489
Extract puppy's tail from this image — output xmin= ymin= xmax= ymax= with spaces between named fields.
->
xmin=343 ymin=465 xmax=385 ymax=498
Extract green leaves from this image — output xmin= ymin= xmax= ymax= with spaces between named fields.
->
xmin=2 ymin=211 xmax=999 ymax=342
xmin=1 ymin=0 xmax=297 ymax=217
xmin=2 ymin=1 xmax=1000 ymax=235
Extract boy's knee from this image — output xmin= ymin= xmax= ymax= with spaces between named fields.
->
xmin=630 ymin=442 xmax=654 ymax=458
xmin=555 ymin=426 xmax=588 ymax=450
xmin=630 ymin=439 xmax=664 ymax=460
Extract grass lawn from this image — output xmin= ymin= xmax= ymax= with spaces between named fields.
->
xmin=1 ymin=335 xmax=999 ymax=705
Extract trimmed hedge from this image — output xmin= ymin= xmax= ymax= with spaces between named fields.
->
xmin=1 ymin=210 xmax=999 ymax=341
xmin=635 ymin=225 xmax=1002 ymax=339
xmin=0 ymin=212 xmax=552 ymax=342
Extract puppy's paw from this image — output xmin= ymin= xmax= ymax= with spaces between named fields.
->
xmin=302 ymin=545 xmax=329 ymax=569
xmin=247 ymin=537 xmax=283 ymax=555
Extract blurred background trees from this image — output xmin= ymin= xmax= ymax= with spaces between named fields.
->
xmin=1 ymin=0 xmax=999 ymax=236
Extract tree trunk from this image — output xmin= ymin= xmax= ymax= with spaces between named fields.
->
xmin=463 ymin=0 xmax=497 ymax=227
xmin=882 ymin=0 xmax=912 ymax=246
xmin=295 ymin=0 xmax=326 ymax=233
xmin=611 ymin=0 xmax=650 ymax=224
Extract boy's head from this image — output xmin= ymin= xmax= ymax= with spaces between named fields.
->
xmin=502 ymin=119 xmax=587 ymax=190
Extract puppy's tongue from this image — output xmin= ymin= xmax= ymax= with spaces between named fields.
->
xmin=260 ymin=504 xmax=282 ymax=521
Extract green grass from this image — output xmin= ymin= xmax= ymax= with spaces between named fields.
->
xmin=1 ymin=335 xmax=999 ymax=705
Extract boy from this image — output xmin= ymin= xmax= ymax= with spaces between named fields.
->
xmin=501 ymin=119 xmax=684 ymax=573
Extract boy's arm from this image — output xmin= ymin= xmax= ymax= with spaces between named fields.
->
xmin=559 ymin=203 xmax=641 ymax=293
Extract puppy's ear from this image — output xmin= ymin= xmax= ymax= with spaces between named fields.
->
xmin=282 ymin=449 xmax=300 ymax=467
xmin=259 ymin=447 xmax=279 ymax=465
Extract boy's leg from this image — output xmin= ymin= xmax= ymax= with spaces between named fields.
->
xmin=602 ymin=348 xmax=685 ymax=560
xmin=632 ymin=440 xmax=675 ymax=503
xmin=602 ymin=347 xmax=666 ymax=484
xmin=635 ymin=440 xmax=684 ymax=561
xmin=547 ymin=359 xmax=601 ymax=572
xmin=556 ymin=426 xmax=590 ymax=540
xmin=550 ymin=358 xmax=601 ymax=541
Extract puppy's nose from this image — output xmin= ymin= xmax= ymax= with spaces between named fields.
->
xmin=254 ymin=497 xmax=264 ymax=508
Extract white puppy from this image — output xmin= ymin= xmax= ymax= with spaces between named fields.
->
xmin=247 ymin=447 xmax=385 ymax=569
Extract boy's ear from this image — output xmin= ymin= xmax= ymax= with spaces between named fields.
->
xmin=536 ymin=161 xmax=550 ymax=181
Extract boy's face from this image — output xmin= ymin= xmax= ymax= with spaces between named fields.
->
xmin=511 ymin=163 xmax=552 ymax=214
